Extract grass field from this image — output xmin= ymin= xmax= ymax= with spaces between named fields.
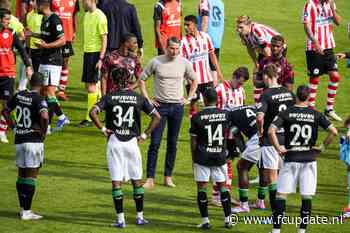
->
xmin=1 ymin=0 xmax=350 ymax=232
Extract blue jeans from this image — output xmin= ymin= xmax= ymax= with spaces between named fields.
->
xmin=146 ymin=102 xmax=184 ymax=178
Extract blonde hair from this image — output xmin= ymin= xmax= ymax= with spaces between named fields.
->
xmin=236 ymin=15 xmax=252 ymax=25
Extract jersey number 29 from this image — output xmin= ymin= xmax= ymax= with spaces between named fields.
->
xmin=290 ymin=124 xmax=312 ymax=146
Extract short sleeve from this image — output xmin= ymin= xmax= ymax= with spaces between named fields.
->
xmin=303 ymin=2 xmax=312 ymax=23
xmin=5 ymin=94 xmax=17 ymax=111
xmin=101 ymin=54 xmax=111 ymax=74
xmin=184 ymin=59 xmax=196 ymax=81
xmin=153 ymin=2 xmax=163 ymax=21
xmin=199 ymin=0 xmax=209 ymax=16
xmin=318 ymin=112 xmax=332 ymax=130
xmin=52 ymin=15 xmax=64 ymax=39
xmin=37 ymin=97 xmax=48 ymax=113
xmin=256 ymin=93 xmax=268 ymax=114
xmin=95 ymin=95 xmax=108 ymax=111
xmin=140 ymin=58 xmax=156 ymax=81
xmin=98 ymin=13 xmax=108 ymax=35
xmin=206 ymin=33 xmax=214 ymax=52
xmin=271 ymin=112 xmax=285 ymax=129
xmin=134 ymin=57 xmax=143 ymax=78
xmin=189 ymin=116 xmax=200 ymax=136
xmin=141 ymin=97 xmax=156 ymax=115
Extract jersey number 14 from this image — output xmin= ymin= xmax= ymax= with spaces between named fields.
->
xmin=205 ymin=124 xmax=224 ymax=146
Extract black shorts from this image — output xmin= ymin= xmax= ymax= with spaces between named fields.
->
xmin=209 ymin=48 xmax=220 ymax=71
xmin=62 ymin=42 xmax=74 ymax=58
xmin=0 ymin=77 xmax=15 ymax=100
xmin=30 ymin=49 xmax=41 ymax=72
xmin=306 ymin=49 xmax=338 ymax=77
xmin=82 ymin=52 xmax=100 ymax=83
xmin=186 ymin=81 xmax=214 ymax=102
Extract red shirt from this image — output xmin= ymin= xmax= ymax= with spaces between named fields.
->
xmin=51 ymin=0 xmax=79 ymax=42
xmin=303 ymin=0 xmax=336 ymax=51
xmin=258 ymin=56 xmax=294 ymax=87
xmin=0 ymin=28 xmax=16 ymax=77
xmin=153 ymin=0 xmax=182 ymax=48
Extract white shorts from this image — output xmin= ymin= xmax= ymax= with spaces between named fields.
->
xmin=277 ymin=162 xmax=317 ymax=196
xmin=107 ymin=134 xmax=142 ymax=182
xmin=38 ymin=64 xmax=62 ymax=87
xmin=241 ymin=134 xmax=261 ymax=164
xmin=16 ymin=143 xmax=44 ymax=168
xmin=259 ymin=146 xmax=282 ymax=169
xmin=193 ymin=163 xmax=227 ymax=183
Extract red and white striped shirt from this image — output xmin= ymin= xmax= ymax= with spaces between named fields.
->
xmin=216 ymin=81 xmax=245 ymax=110
xmin=242 ymin=23 xmax=279 ymax=51
xmin=181 ymin=31 xmax=214 ymax=84
xmin=303 ymin=0 xmax=336 ymax=51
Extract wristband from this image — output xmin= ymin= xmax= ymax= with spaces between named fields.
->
xmin=140 ymin=132 xmax=148 ymax=140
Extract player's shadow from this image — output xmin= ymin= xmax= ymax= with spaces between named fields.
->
xmin=40 ymin=169 xmax=109 ymax=183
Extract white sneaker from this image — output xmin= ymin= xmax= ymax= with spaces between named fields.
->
xmin=211 ymin=195 xmax=222 ymax=207
xmin=21 ymin=210 xmax=43 ymax=220
xmin=232 ymin=203 xmax=250 ymax=213
xmin=0 ymin=132 xmax=9 ymax=143
xmin=325 ymin=110 xmax=343 ymax=122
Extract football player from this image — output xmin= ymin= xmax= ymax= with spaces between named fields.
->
xmin=190 ymin=88 xmax=232 ymax=229
xmin=256 ymin=64 xmax=295 ymax=211
xmin=89 ymin=67 xmax=160 ymax=228
xmin=2 ymin=72 xmax=48 ymax=220
xmin=268 ymin=85 xmax=337 ymax=233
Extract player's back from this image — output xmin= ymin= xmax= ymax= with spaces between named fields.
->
xmin=103 ymin=89 xmax=151 ymax=142
xmin=229 ymin=105 xmax=258 ymax=139
xmin=190 ymin=106 xmax=230 ymax=166
xmin=259 ymin=86 xmax=295 ymax=133
xmin=276 ymin=106 xmax=331 ymax=162
xmin=11 ymin=90 xmax=47 ymax=144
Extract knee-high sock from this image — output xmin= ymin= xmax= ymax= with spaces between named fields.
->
xmin=258 ymin=186 xmax=268 ymax=200
xmin=226 ymin=160 xmax=232 ymax=191
xmin=254 ymin=87 xmax=264 ymax=103
xmin=220 ymin=187 xmax=231 ymax=217
xmin=197 ymin=188 xmax=208 ymax=218
xmin=133 ymin=187 xmax=144 ymax=214
xmin=17 ymin=177 xmax=36 ymax=211
xmin=269 ymin=182 xmax=277 ymax=211
xmin=273 ymin=197 xmax=286 ymax=230
xmin=59 ymin=69 xmax=69 ymax=92
xmin=47 ymin=96 xmax=64 ymax=120
xmin=308 ymin=77 xmax=320 ymax=109
xmin=112 ymin=188 xmax=123 ymax=214
xmin=300 ymin=198 xmax=312 ymax=230
xmin=326 ymin=73 xmax=340 ymax=111
xmin=85 ymin=92 xmax=98 ymax=121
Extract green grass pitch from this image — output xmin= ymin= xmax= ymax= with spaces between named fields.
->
xmin=1 ymin=0 xmax=350 ymax=232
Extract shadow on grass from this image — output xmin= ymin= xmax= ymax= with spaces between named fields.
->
xmin=0 ymin=154 xmax=106 ymax=171
xmin=40 ymin=169 xmax=108 ymax=183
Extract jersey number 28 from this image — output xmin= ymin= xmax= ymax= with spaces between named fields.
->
xmin=16 ymin=106 xmax=32 ymax=128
